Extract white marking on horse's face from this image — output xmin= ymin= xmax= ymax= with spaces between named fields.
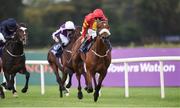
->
xmin=99 ymin=28 xmax=111 ymax=36
xmin=20 ymin=27 xmax=27 ymax=35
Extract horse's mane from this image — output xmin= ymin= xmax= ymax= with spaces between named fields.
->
xmin=70 ymin=26 xmax=81 ymax=40
xmin=74 ymin=26 xmax=81 ymax=37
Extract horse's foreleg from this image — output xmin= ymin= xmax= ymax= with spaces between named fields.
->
xmin=21 ymin=69 xmax=30 ymax=93
xmin=82 ymin=71 xmax=88 ymax=91
xmin=0 ymin=86 xmax=5 ymax=99
xmin=65 ymin=69 xmax=73 ymax=88
xmin=86 ymin=71 xmax=93 ymax=93
xmin=51 ymin=64 xmax=63 ymax=97
xmin=9 ymin=73 xmax=18 ymax=97
xmin=93 ymin=76 xmax=97 ymax=95
xmin=76 ymin=73 xmax=83 ymax=99
xmin=1 ymin=72 xmax=10 ymax=90
xmin=6 ymin=73 xmax=15 ymax=91
xmin=94 ymin=73 xmax=106 ymax=102
xmin=61 ymin=69 xmax=69 ymax=96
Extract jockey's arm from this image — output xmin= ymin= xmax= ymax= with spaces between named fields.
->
xmin=52 ymin=29 xmax=61 ymax=42
xmin=81 ymin=19 xmax=89 ymax=39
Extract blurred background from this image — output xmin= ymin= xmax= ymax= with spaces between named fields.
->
xmin=1 ymin=0 xmax=180 ymax=48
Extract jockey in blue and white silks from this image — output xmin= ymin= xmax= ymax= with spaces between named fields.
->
xmin=0 ymin=18 xmax=18 ymax=56
xmin=51 ymin=21 xmax=76 ymax=57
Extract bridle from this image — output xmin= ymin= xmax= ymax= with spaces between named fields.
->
xmin=91 ymin=21 xmax=111 ymax=58
xmin=5 ymin=25 xmax=27 ymax=57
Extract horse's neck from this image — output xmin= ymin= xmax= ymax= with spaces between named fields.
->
xmin=8 ymin=41 xmax=24 ymax=54
xmin=65 ymin=36 xmax=78 ymax=51
xmin=92 ymin=38 xmax=108 ymax=55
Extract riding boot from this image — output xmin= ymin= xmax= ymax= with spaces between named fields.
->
xmin=80 ymin=38 xmax=92 ymax=53
xmin=51 ymin=43 xmax=63 ymax=58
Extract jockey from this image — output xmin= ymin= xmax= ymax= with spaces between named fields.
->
xmin=51 ymin=21 xmax=76 ymax=57
xmin=79 ymin=8 xmax=108 ymax=53
xmin=0 ymin=18 xmax=18 ymax=56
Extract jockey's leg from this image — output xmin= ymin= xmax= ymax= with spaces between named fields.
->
xmin=80 ymin=37 xmax=94 ymax=53
xmin=51 ymin=43 xmax=63 ymax=58
xmin=80 ymin=29 xmax=96 ymax=53
xmin=80 ymin=38 xmax=88 ymax=53
xmin=51 ymin=34 xmax=69 ymax=57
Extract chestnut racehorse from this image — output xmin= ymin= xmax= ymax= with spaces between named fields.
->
xmin=47 ymin=26 xmax=88 ymax=98
xmin=72 ymin=21 xmax=111 ymax=102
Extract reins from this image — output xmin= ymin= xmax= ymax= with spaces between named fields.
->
xmin=6 ymin=48 xmax=24 ymax=57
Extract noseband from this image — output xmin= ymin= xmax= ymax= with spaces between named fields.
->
xmin=91 ymin=22 xmax=111 ymax=58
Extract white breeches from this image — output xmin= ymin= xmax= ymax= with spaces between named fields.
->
xmin=88 ymin=29 xmax=97 ymax=39
xmin=59 ymin=34 xmax=69 ymax=46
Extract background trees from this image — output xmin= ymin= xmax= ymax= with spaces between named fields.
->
xmin=0 ymin=0 xmax=180 ymax=48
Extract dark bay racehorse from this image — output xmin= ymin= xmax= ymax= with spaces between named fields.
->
xmin=47 ymin=26 xmax=88 ymax=98
xmin=72 ymin=21 xmax=111 ymax=102
xmin=0 ymin=23 xmax=30 ymax=99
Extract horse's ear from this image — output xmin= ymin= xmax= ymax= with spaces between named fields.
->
xmin=75 ymin=26 xmax=81 ymax=31
xmin=74 ymin=26 xmax=81 ymax=36
xmin=18 ymin=23 xmax=27 ymax=27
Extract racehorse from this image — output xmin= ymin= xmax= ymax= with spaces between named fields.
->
xmin=0 ymin=23 xmax=30 ymax=98
xmin=72 ymin=21 xmax=111 ymax=102
xmin=47 ymin=26 xmax=88 ymax=98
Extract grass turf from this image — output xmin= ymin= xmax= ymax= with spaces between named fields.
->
xmin=0 ymin=86 xmax=179 ymax=107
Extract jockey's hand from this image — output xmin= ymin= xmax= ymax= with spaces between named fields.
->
xmin=52 ymin=35 xmax=59 ymax=42
xmin=0 ymin=33 xmax=6 ymax=43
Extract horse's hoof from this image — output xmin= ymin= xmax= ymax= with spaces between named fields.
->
xmin=21 ymin=88 xmax=28 ymax=93
xmin=65 ymin=92 xmax=70 ymax=96
xmin=93 ymin=92 xmax=99 ymax=102
xmin=63 ymin=89 xmax=70 ymax=96
xmin=84 ymin=87 xmax=88 ymax=91
xmin=66 ymin=83 xmax=71 ymax=88
xmin=87 ymin=88 xmax=93 ymax=93
xmin=13 ymin=92 xmax=18 ymax=98
xmin=1 ymin=82 xmax=6 ymax=88
xmin=0 ymin=91 xmax=5 ymax=99
xmin=1 ymin=82 xmax=8 ymax=90
xmin=77 ymin=92 xmax=83 ymax=99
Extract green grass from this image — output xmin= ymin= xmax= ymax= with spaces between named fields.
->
xmin=0 ymin=86 xmax=179 ymax=107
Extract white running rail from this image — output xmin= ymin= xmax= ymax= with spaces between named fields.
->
xmin=111 ymin=56 xmax=180 ymax=99
xmin=1 ymin=56 xmax=180 ymax=98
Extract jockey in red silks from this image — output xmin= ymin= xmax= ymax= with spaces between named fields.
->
xmin=51 ymin=21 xmax=76 ymax=57
xmin=79 ymin=8 xmax=108 ymax=53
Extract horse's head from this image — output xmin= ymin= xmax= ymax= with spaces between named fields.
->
xmin=97 ymin=21 xmax=111 ymax=39
xmin=69 ymin=26 xmax=81 ymax=42
xmin=96 ymin=21 xmax=111 ymax=50
xmin=14 ymin=23 xmax=28 ymax=45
